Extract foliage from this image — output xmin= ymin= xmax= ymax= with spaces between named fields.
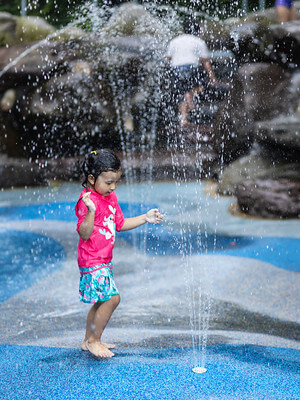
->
xmin=0 ymin=0 xmax=85 ymax=27
xmin=0 ymin=0 xmax=20 ymax=15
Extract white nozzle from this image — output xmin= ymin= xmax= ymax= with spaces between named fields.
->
xmin=192 ymin=367 xmax=207 ymax=374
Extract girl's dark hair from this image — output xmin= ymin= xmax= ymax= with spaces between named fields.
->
xmin=81 ymin=149 xmax=121 ymax=188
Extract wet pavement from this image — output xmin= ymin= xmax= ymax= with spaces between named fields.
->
xmin=0 ymin=181 xmax=299 ymax=399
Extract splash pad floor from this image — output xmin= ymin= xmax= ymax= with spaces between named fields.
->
xmin=1 ymin=344 xmax=299 ymax=400
xmin=0 ymin=182 xmax=299 ymax=399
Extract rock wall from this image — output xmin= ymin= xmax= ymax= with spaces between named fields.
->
xmin=0 ymin=2 xmax=299 ymax=219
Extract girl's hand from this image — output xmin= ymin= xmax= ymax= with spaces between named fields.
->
xmin=82 ymin=192 xmax=96 ymax=213
xmin=145 ymin=208 xmax=163 ymax=224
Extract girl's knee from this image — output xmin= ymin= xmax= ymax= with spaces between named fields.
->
xmin=111 ymin=294 xmax=120 ymax=308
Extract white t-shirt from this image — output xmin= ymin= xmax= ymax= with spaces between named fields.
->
xmin=166 ymin=34 xmax=209 ymax=67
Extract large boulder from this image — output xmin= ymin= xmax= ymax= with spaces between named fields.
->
xmin=254 ymin=113 xmax=300 ymax=159
xmin=212 ymin=67 xmax=254 ymax=163
xmin=227 ymin=22 xmax=274 ymax=63
xmin=237 ymin=63 xmax=297 ymax=121
xmin=217 ymin=150 xmax=300 ymax=195
xmin=225 ymin=4 xmax=300 ymax=67
xmin=0 ymin=155 xmax=48 ymax=187
xmin=236 ymin=179 xmax=300 ymax=219
xmin=16 ymin=16 xmax=56 ymax=43
xmin=24 ymin=63 xmax=119 ymax=157
xmin=197 ymin=19 xmax=231 ymax=50
xmin=0 ymin=12 xmax=17 ymax=45
xmin=213 ymin=63 xmax=298 ymax=165
xmin=0 ymin=40 xmax=80 ymax=89
xmin=269 ymin=20 xmax=300 ymax=67
xmin=102 ymin=2 xmax=171 ymax=41
xmin=0 ymin=12 xmax=56 ymax=46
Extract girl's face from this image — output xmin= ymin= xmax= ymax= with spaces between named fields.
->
xmin=88 ymin=169 xmax=122 ymax=197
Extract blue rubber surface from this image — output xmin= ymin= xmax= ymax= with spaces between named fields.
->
xmin=1 ymin=195 xmax=299 ymax=400
xmin=0 ymin=230 xmax=65 ymax=303
xmin=0 ymin=344 xmax=299 ymax=400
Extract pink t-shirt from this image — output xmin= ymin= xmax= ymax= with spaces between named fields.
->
xmin=75 ymin=189 xmax=125 ymax=269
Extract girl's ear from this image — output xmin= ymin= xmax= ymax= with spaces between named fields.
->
xmin=87 ymin=174 xmax=95 ymax=186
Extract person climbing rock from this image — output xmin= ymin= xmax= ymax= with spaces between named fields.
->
xmin=165 ymin=23 xmax=217 ymax=127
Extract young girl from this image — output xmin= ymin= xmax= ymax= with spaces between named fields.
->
xmin=75 ymin=149 xmax=163 ymax=358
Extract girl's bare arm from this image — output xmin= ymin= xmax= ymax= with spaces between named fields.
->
xmin=78 ymin=192 xmax=96 ymax=240
xmin=120 ymin=209 xmax=163 ymax=231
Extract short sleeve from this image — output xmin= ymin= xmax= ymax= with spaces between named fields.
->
xmin=75 ymin=197 xmax=88 ymax=232
xmin=166 ymin=40 xmax=174 ymax=58
xmin=196 ymin=39 xmax=209 ymax=59
xmin=114 ymin=195 xmax=125 ymax=232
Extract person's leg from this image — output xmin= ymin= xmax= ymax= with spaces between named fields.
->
xmin=289 ymin=6 xmax=297 ymax=21
xmin=179 ymin=86 xmax=204 ymax=126
xmin=276 ymin=6 xmax=290 ymax=22
xmin=81 ymin=302 xmax=115 ymax=350
xmin=179 ymin=99 xmax=189 ymax=127
xmin=183 ymin=91 xmax=194 ymax=110
xmin=84 ymin=294 xmax=120 ymax=357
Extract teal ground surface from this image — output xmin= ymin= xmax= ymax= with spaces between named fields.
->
xmin=0 ymin=344 xmax=299 ymax=400
xmin=1 ymin=193 xmax=299 ymax=399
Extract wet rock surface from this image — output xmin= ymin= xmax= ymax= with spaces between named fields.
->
xmin=238 ymin=64 xmax=298 ymax=121
xmin=215 ymin=64 xmax=299 ymax=216
xmin=218 ymin=150 xmax=300 ymax=195
xmin=236 ymin=179 xmax=300 ymax=218
xmin=0 ymin=12 xmax=55 ymax=46
xmin=254 ymin=113 xmax=300 ymax=158
xmin=0 ymin=12 xmax=17 ymax=45
xmin=0 ymin=154 xmax=80 ymax=188
xmin=269 ymin=20 xmax=300 ymax=67
xmin=213 ymin=63 xmax=299 ymax=164
xmin=226 ymin=7 xmax=300 ymax=67
xmin=0 ymin=148 xmax=219 ymax=189
xmin=0 ymin=155 xmax=47 ymax=187
xmin=0 ymin=4 xmax=172 ymax=159
xmin=213 ymin=68 xmax=254 ymax=162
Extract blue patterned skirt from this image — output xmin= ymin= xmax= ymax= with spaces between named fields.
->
xmin=79 ymin=263 xmax=119 ymax=304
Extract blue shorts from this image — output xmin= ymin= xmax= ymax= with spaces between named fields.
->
xmin=171 ymin=65 xmax=208 ymax=100
xmin=275 ymin=0 xmax=293 ymax=8
xmin=79 ymin=263 xmax=119 ymax=304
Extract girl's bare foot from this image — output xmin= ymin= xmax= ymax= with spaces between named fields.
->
xmin=81 ymin=341 xmax=115 ymax=351
xmin=85 ymin=341 xmax=115 ymax=357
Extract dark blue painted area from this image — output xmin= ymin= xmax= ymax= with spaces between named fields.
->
xmin=0 ymin=201 xmax=151 ymax=222
xmin=121 ymin=226 xmax=300 ymax=272
xmin=0 ymin=201 xmax=299 ymax=272
xmin=0 ymin=202 xmax=77 ymax=222
xmin=0 ymin=344 xmax=299 ymax=400
xmin=0 ymin=230 xmax=65 ymax=303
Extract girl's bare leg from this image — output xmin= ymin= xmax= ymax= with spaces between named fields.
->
xmin=83 ymin=294 xmax=120 ymax=357
xmin=290 ymin=7 xmax=297 ymax=21
xmin=81 ymin=303 xmax=115 ymax=350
